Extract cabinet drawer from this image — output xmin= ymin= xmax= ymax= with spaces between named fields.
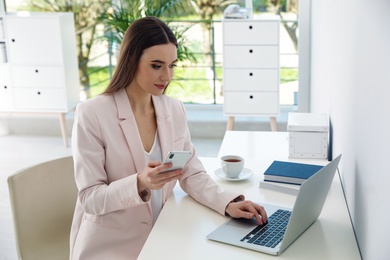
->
xmin=0 ymin=65 xmax=11 ymax=85
xmin=6 ymin=17 xmax=63 ymax=64
xmin=13 ymin=88 xmax=66 ymax=110
xmin=0 ymin=65 xmax=13 ymax=110
xmin=0 ymin=85 xmax=14 ymax=110
xmin=224 ymin=69 xmax=278 ymax=91
xmin=223 ymin=21 xmax=279 ymax=45
xmin=11 ymin=66 xmax=65 ymax=88
xmin=224 ymin=46 xmax=279 ymax=68
xmin=224 ymin=91 xmax=279 ymax=115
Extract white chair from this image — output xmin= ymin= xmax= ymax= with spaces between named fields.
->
xmin=7 ymin=156 xmax=77 ymax=260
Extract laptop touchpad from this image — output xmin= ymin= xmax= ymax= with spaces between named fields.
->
xmin=227 ymin=218 xmax=258 ymax=229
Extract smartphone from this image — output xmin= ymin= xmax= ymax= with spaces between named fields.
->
xmin=160 ymin=151 xmax=192 ymax=173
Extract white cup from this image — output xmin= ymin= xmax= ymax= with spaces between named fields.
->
xmin=220 ymin=155 xmax=244 ymax=178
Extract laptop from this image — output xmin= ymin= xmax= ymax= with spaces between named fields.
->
xmin=207 ymin=154 xmax=342 ymax=255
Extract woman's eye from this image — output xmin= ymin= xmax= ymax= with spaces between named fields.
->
xmin=170 ymin=64 xmax=177 ymax=69
xmin=152 ymin=64 xmax=161 ymax=69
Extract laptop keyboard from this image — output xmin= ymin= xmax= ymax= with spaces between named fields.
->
xmin=240 ymin=209 xmax=291 ymax=248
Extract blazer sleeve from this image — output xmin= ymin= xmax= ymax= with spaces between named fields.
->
xmin=72 ymin=101 xmax=149 ymax=216
xmin=175 ymin=102 xmax=243 ymax=215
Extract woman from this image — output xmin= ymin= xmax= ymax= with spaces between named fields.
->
xmin=70 ymin=16 xmax=267 ymax=259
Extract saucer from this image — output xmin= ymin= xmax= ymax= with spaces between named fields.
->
xmin=214 ymin=168 xmax=254 ymax=181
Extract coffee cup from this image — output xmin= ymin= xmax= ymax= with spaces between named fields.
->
xmin=220 ymin=155 xmax=244 ymax=178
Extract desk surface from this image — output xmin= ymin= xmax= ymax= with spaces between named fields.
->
xmin=138 ymin=131 xmax=361 ymax=259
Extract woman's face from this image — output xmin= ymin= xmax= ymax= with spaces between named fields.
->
xmin=132 ymin=43 xmax=177 ymax=96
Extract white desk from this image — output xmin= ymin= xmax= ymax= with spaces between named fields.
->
xmin=138 ymin=131 xmax=361 ymax=259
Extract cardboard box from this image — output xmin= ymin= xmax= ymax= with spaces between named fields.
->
xmin=287 ymin=112 xmax=329 ymax=159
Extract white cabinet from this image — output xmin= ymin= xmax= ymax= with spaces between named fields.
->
xmin=0 ymin=12 xmax=80 ymax=145
xmin=222 ymin=18 xmax=280 ymax=119
xmin=1 ymin=12 xmax=79 ymax=112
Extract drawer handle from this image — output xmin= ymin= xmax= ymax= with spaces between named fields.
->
xmin=249 ymin=49 xmax=253 ymax=53
xmin=37 ymin=91 xmax=41 ymax=95
xmin=11 ymin=38 xmax=15 ymax=42
xmin=249 ymin=95 xmax=253 ymax=99
xmin=249 ymin=25 xmax=253 ymax=29
xmin=3 ymin=86 xmax=7 ymax=89
xmin=249 ymin=72 xmax=253 ymax=76
xmin=35 ymin=69 xmax=39 ymax=73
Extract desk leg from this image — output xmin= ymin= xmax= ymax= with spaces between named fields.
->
xmin=59 ymin=113 xmax=68 ymax=147
xmin=270 ymin=116 xmax=277 ymax=132
xmin=227 ymin=116 xmax=234 ymax=130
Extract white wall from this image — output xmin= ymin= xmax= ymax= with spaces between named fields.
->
xmin=310 ymin=0 xmax=390 ymax=259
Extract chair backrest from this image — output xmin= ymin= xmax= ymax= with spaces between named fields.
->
xmin=7 ymin=156 xmax=77 ymax=260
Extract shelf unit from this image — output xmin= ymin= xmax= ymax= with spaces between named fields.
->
xmin=0 ymin=12 xmax=80 ymax=146
xmin=222 ymin=17 xmax=280 ymax=131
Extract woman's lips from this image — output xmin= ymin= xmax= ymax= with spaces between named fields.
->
xmin=155 ymin=84 xmax=166 ymax=90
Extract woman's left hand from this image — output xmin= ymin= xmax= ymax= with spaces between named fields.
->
xmin=226 ymin=200 xmax=268 ymax=225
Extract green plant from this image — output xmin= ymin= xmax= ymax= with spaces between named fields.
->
xmin=98 ymin=0 xmax=196 ymax=63
xmin=280 ymin=68 xmax=298 ymax=84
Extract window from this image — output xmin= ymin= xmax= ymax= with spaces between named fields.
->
xmin=3 ymin=0 xmax=310 ymax=112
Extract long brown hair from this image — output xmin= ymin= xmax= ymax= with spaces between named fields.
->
xmin=103 ymin=17 xmax=178 ymax=94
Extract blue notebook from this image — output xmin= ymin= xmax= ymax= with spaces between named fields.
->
xmin=263 ymin=161 xmax=323 ymax=185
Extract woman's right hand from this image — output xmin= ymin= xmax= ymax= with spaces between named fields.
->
xmin=137 ymin=160 xmax=183 ymax=193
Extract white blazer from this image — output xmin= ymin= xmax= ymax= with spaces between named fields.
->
xmin=69 ymin=89 xmax=240 ymax=259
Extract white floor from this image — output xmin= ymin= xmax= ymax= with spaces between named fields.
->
xmin=0 ymin=134 xmax=222 ymax=260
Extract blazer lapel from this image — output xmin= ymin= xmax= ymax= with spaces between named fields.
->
xmin=114 ymin=89 xmax=146 ymax=173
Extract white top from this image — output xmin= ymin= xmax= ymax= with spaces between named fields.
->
xmin=144 ymin=132 xmax=163 ymax=224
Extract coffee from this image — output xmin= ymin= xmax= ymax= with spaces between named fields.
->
xmin=223 ymin=159 xmax=241 ymax=163
xmin=220 ymin=155 xmax=245 ymax=178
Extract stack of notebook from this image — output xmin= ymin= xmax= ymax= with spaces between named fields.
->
xmin=259 ymin=160 xmax=324 ymax=195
